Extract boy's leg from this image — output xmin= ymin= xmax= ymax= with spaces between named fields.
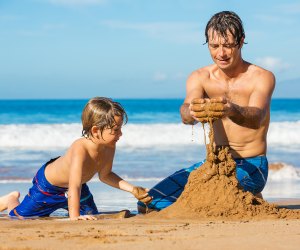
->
xmin=79 ymin=184 xmax=98 ymax=215
xmin=9 ymin=160 xmax=68 ymax=218
xmin=9 ymin=185 xmax=67 ymax=218
xmin=0 ymin=191 xmax=20 ymax=212
xmin=138 ymin=161 xmax=205 ymax=213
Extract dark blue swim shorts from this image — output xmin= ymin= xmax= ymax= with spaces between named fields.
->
xmin=9 ymin=158 xmax=98 ymax=218
xmin=138 ymin=156 xmax=268 ymax=211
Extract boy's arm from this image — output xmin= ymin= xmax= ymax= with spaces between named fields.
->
xmin=68 ymin=147 xmax=96 ymax=220
xmin=98 ymin=148 xmax=152 ymax=204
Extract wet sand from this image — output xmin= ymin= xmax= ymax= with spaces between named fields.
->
xmin=0 ymin=201 xmax=299 ymax=250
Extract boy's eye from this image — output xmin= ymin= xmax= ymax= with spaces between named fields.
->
xmin=113 ymin=127 xmax=121 ymax=132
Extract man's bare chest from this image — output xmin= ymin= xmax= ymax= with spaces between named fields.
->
xmin=204 ymin=81 xmax=253 ymax=104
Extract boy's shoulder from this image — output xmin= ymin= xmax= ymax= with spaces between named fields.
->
xmin=68 ymin=138 xmax=89 ymax=155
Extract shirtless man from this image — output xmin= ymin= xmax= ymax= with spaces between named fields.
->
xmin=138 ymin=11 xmax=275 ymax=213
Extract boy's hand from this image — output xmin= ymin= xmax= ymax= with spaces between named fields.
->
xmin=132 ymin=186 xmax=152 ymax=205
xmin=70 ymin=215 xmax=98 ymax=221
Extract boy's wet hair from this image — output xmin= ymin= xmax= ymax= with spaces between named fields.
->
xmin=204 ymin=11 xmax=245 ymax=47
xmin=81 ymin=97 xmax=128 ymax=139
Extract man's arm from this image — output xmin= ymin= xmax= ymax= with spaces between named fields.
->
xmin=226 ymin=71 xmax=275 ymax=129
xmin=180 ymin=71 xmax=205 ymax=124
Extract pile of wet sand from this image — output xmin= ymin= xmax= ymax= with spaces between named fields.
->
xmin=156 ymin=121 xmax=300 ymax=220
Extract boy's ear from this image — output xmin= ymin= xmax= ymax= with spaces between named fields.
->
xmin=91 ymin=126 xmax=100 ymax=138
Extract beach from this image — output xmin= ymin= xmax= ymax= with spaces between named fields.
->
xmin=0 ymin=99 xmax=300 ymax=249
xmin=1 ymin=205 xmax=300 ymax=250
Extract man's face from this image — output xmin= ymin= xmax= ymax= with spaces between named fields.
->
xmin=207 ymin=29 xmax=243 ymax=70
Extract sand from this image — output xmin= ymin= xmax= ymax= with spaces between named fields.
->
xmin=0 ymin=210 xmax=300 ymax=250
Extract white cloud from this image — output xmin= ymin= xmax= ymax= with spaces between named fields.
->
xmin=100 ymin=20 xmax=203 ymax=44
xmin=255 ymin=57 xmax=291 ymax=72
xmin=45 ymin=0 xmax=107 ymax=6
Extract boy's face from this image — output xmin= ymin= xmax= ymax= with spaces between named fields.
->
xmin=97 ymin=116 xmax=123 ymax=146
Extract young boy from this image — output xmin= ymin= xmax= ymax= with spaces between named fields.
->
xmin=0 ymin=97 xmax=152 ymax=220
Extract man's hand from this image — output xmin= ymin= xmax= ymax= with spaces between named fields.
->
xmin=70 ymin=215 xmax=98 ymax=221
xmin=132 ymin=186 xmax=152 ymax=205
xmin=190 ymin=97 xmax=228 ymax=123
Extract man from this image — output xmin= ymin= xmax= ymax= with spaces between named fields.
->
xmin=138 ymin=11 xmax=275 ymax=213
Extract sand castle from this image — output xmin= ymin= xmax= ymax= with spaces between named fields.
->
xmin=157 ymin=118 xmax=300 ymax=220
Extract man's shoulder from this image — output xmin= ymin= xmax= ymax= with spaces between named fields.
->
xmin=247 ymin=63 xmax=276 ymax=91
xmin=188 ymin=65 xmax=213 ymax=81
xmin=248 ymin=63 xmax=275 ymax=79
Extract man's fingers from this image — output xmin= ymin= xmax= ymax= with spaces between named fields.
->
xmin=191 ymin=98 xmax=205 ymax=104
xmin=210 ymin=97 xmax=227 ymax=103
xmin=207 ymin=103 xmax=225 ymax=111
xmin=192 ymin=97 xmax=227 ymax=105
xmin=191 ymin=103 xmax=225 ymax=112
xmin=191 ymin=111 xmax=207 ymax=117
xmin=190 ymin=104 xmax=205 ymax=112
xmin=209 ymin=111 xmax=224 ymax=117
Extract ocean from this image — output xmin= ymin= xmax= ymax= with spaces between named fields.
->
xmin=1 ymin=98 xmax=300 ymax=215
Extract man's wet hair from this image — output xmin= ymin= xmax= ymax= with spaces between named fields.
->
xmin=204 ymin=11 xmax=245 ymax=47
xmin=81 ymin=97 xmax=128 ymax=139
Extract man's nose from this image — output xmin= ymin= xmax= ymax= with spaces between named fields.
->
xmin=218 ymin=46 xmax=226 ymax=57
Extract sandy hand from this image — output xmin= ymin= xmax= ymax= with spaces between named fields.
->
xmin=132 ymin=186 xmax=152 ymax=205
xmin=190 ymin=98 xmax=227 ymax=123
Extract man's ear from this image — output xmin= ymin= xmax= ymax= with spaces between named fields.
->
xmin=238 ymin=37 xmax=245 ymax=49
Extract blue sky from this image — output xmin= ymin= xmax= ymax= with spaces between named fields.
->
xmin=0 ymin=0 xmax=300 ymax=99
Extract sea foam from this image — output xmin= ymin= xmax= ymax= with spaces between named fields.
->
xmin=0 ymin=121 xmax=299 ymax=149
xmin=0 ymin=121 xmax=300 ymax=150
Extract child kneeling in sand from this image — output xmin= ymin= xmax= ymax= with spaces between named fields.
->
xmin=0 ymin=97 xmax=152 ymax=220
